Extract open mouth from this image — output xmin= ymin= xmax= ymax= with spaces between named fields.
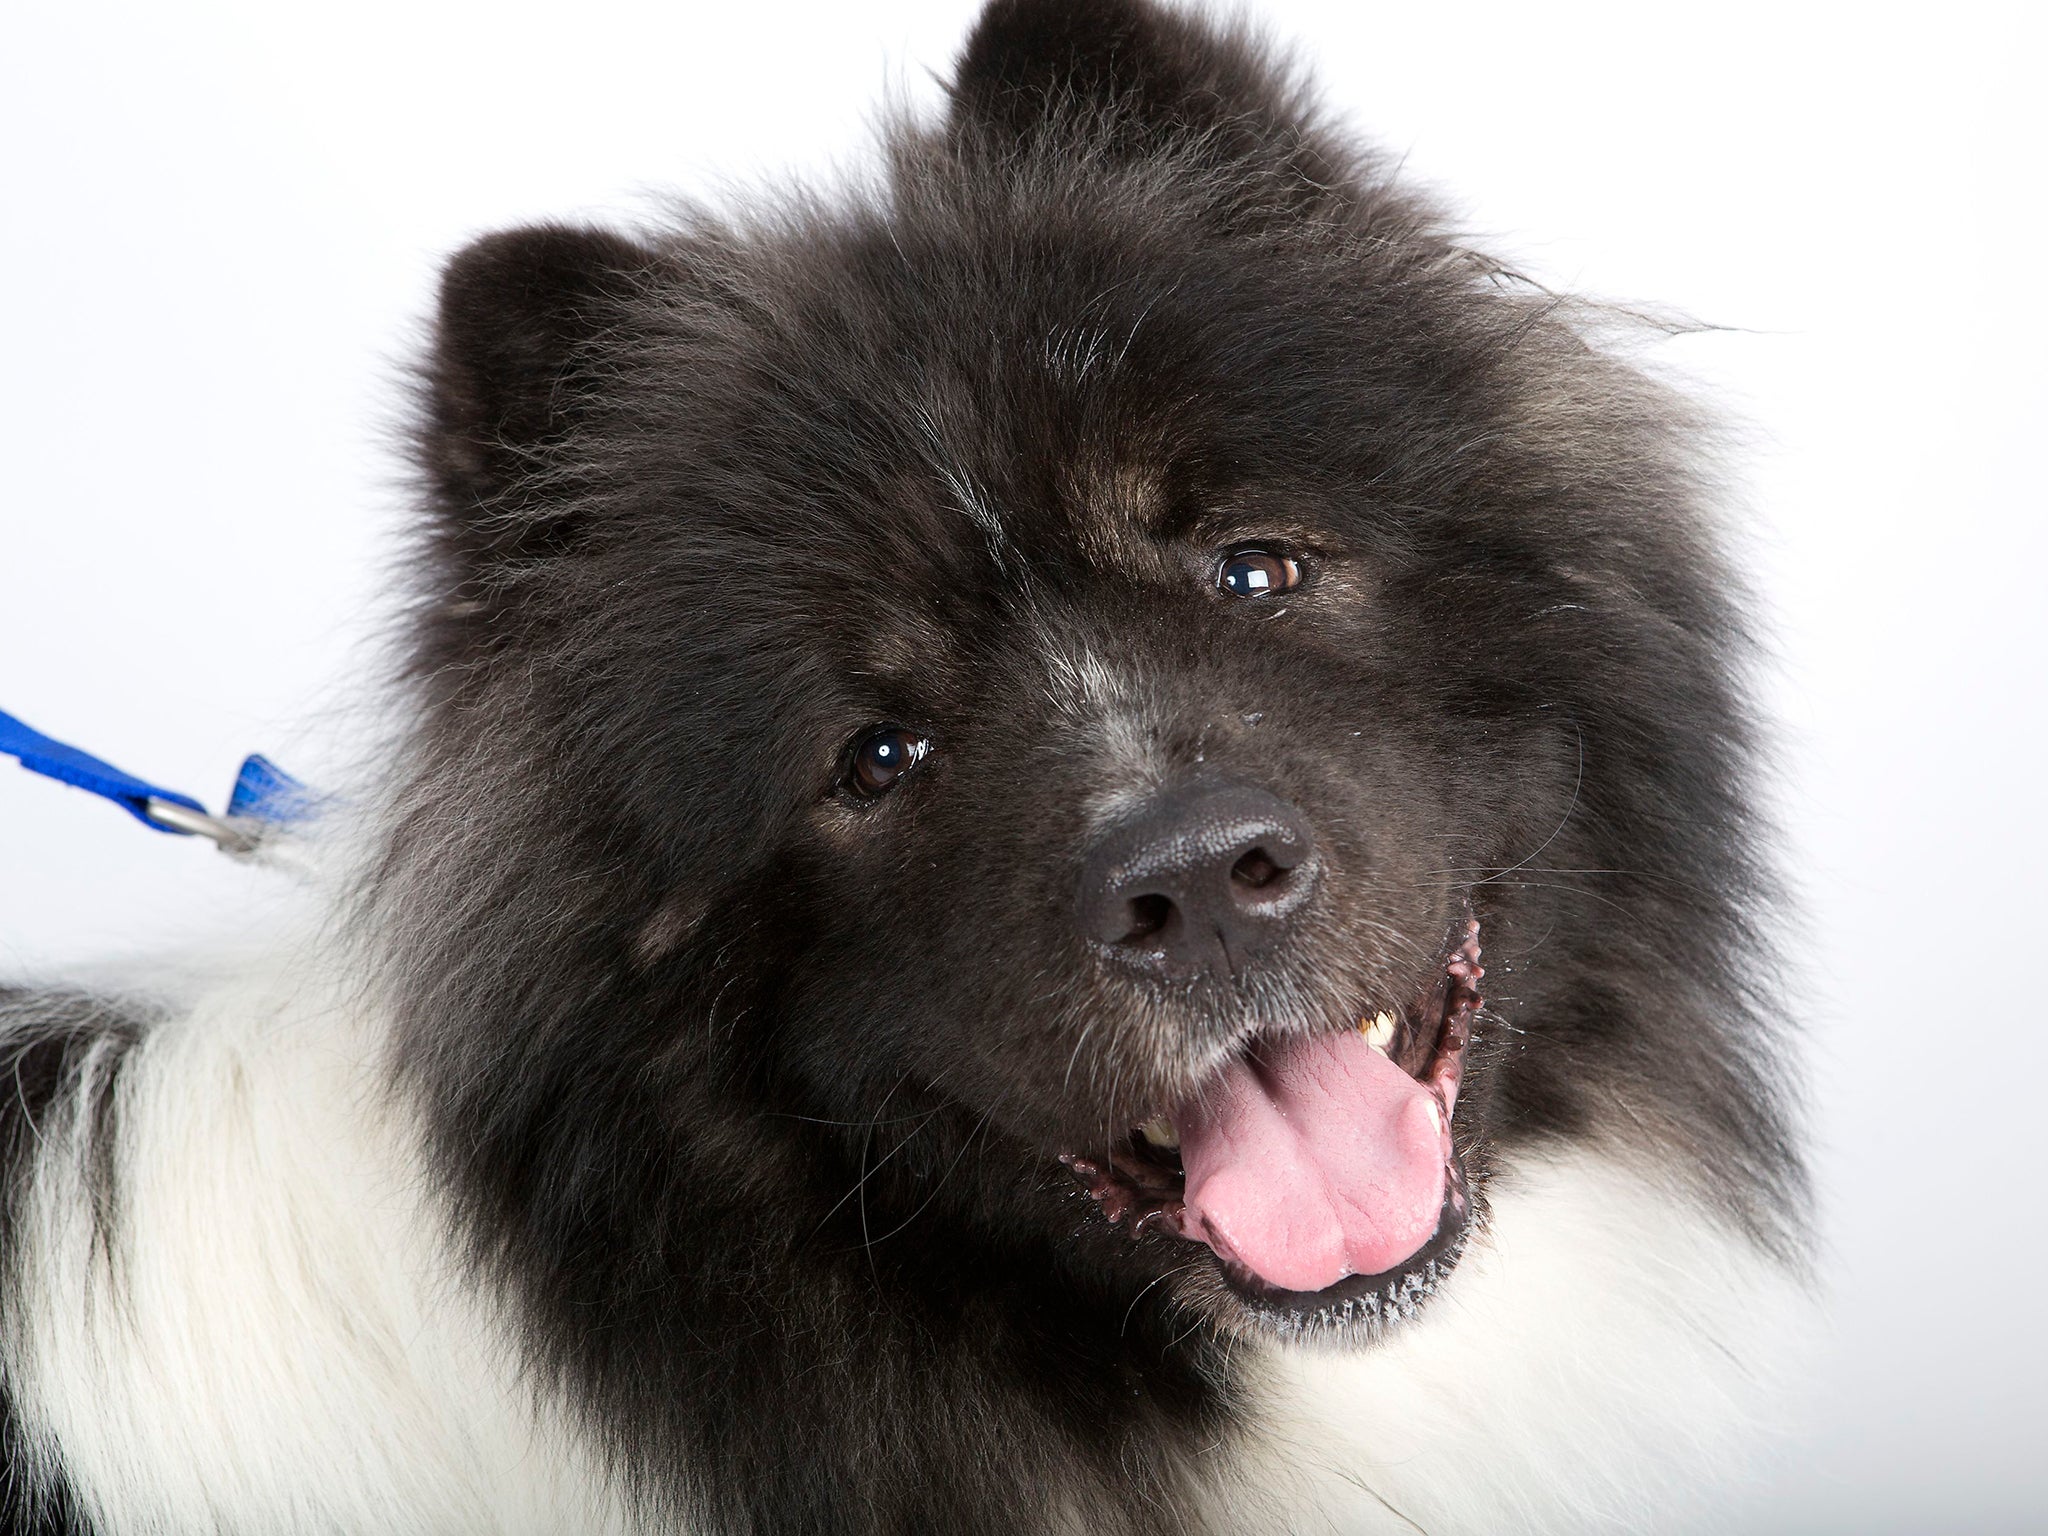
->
xmin=1061 ymin=919 xmax=1483 ymax=1332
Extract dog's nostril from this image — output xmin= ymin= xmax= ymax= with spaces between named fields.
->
xmin=1121 ymin=893 xmax=1174 ymax=945
xmin=1231 ymin=848 xmax=1284 ymax=891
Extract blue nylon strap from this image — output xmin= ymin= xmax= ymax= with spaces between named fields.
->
xmin=0 ymin=707 xmax=208 ymax=832
xmin=225 ymin=753 xmax=315 ymax=826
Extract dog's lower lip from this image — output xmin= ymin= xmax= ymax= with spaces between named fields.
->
xmin=1060 ymin=919 xmax=1484 ymax=1314
xmin=1210 ymin=1180 xmax=1472 ymax=1330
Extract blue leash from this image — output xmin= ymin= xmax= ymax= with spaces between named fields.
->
xmin=0 ymin=706 xmax=314 ymax=856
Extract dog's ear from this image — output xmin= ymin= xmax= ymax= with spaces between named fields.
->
xmin=949 ymin=0 xmax=1339 ymax=189
xmin=423 ymin=222 xmax=650 ymax=523
xmin=415 ymin=223 xmax=654 ymax=667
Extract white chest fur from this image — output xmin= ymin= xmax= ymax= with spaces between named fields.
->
xmin=2 ymin=960 xmax=633 ymax=1536
xmin=1216 ymin=1152 xmax=1810 ymax=1534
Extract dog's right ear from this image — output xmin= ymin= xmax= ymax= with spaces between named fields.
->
xmin=423 ymin=222 xmax=650 ymax=523
xmin=416 ymin=223 xmax=653 ymax=666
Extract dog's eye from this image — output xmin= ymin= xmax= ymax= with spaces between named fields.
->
xmin=1216 ymin=547 xmax=1301 ymax=599
xmin=845 ymin=726 xmax=929 ymax=799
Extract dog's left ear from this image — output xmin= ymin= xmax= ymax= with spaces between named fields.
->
xmin=948 ymin=0 xmax=1340 ymax=194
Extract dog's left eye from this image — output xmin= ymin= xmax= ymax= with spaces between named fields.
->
xmin=1216 ymin=547 xmax=1302 ymax=598
xmin=844 ymin=726 xmax=930 ymax=799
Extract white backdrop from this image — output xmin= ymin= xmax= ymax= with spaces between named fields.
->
xmin=2 ymin=2 xmax=2042 ymax=1529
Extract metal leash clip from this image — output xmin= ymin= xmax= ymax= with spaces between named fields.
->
xmin=141 ymin=797 xmax=269 ymax=858
xmin=147 ymin=751 xmax=319 ymax=861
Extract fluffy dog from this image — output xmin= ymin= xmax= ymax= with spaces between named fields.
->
xmin=0 ymin=1 xmax=1807 ymax=1531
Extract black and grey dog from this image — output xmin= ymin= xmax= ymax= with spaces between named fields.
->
xmin=0 ymin=2 xmax=1807 ymax=1531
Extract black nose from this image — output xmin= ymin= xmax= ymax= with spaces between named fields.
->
xmin=1077 ymin=784 xmax=1317 ymax=980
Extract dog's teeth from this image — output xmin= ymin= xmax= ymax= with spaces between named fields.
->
xmin=1424 ymin=1099 xmax=1443 ymax=1132
xmin=1140 ymin=1116 xmax=1180 ymax=1150
xmin=1360 ymin=1011 xmax=1396 ymax=1053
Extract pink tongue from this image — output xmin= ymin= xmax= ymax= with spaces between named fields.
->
xmin=1177 ymin=1031 xmax=1449 ymax=1294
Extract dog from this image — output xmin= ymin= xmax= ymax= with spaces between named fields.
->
xmin=0 ymin=1 xmax=1809 ymax=1530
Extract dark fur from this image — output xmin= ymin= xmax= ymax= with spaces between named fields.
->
xmin=3 ymin=2 xmax=1803 ymax=1532
xmin=0 ymin=989 xmax=147 ymax=1536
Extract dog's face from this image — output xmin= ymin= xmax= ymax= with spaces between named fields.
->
xmin=747 ymin=275 xmax=1526 ymax=1332
xmin=387 ymin=0 xmax=1791 ymax=1372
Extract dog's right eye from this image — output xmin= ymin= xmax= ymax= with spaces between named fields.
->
xmin=844 ymin=725 xmax=929 ymax=800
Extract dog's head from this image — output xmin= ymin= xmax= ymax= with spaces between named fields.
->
xmin=379 ymin=0 xmax=1795 ymax=1357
